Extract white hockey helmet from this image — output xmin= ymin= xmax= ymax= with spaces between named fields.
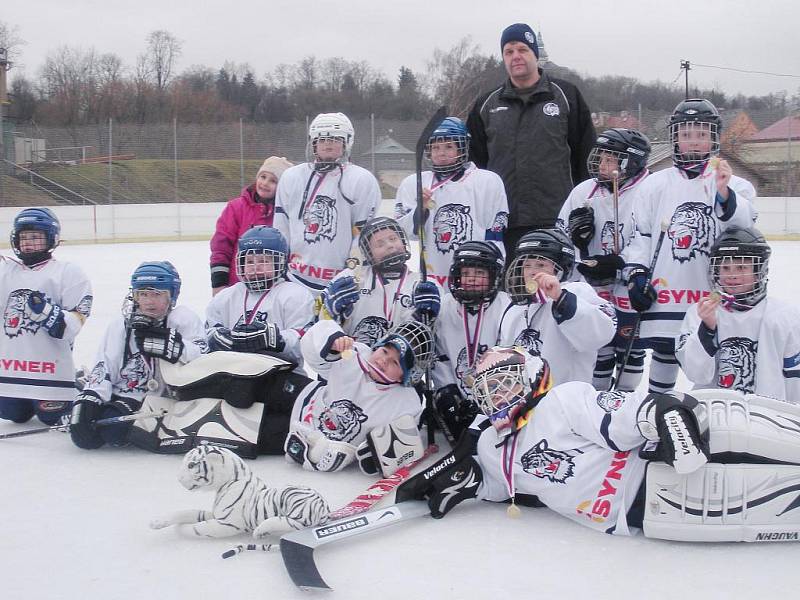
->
xmin=307 ymin=112 xmax=355 ymax=169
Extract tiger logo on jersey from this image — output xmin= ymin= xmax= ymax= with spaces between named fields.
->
xmin=514 ymin=329 xmax=543 ymax=356
xmin=668 ymin=202 xmax=716 ymax=263
xmin=303 ymin=195 xmax=338 ymax=244
xmin=717 ymin=336 xmax=757 ymax=393
xmin=4 ymin=289 xmax=41 ymax=338
xmin=120 ymin=354 xmax=149 ymax=392
xmin=596 ymin=391 xmax=627 ymax=413
xmin=352 ymin=315 xmax=390 ymax=347
xmin=600 ymin=221 xmax=624 ymax=254
xmin=520 ymin=439 xmax=581 ymax=484
xmin=85 ymin=361 xmax=108 ymax=388
xmin=317 ymin=399 xmax=368 ymax=443
xmin=490 ymin=211 xmax=509 ymax=235
xmin=433 ymin=204 xmax=473 ymax=254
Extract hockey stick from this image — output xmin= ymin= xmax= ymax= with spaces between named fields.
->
xmin=611 ymin=170 xmax=621 ymax=254
xmin=280 ymin=501 xmax=431 ymax=591
xmin=614 ymin=220 xmax=669 ymax=390
xmin=415 ymin=106 xmax=454 ymax=448
xmin=0 ymin=408 xmax=168 ymax=440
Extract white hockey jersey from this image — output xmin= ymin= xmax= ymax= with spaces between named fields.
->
xmin=335 ymin=265 xmax=425 ymax=346
xmin=498 ymin=282 xmax=618 ymax=385
xmin=625 ymin=166 xmax=756 ymax=339
xmin=557 ymin=172 xmax=648 ymax=313
xmin=274 ymin=162 xmax=380 ymax=293
xmin=0 ymin=257 xmax=92 ymax=403
xmin=432 ymin=292 xmax=511 ymax=400
xmin=477 ymin=381 xmax=649 ymax=536
xmin=205 ymin=279 xmax=314 ymax=368
xmin=288 ymin=320 xmax=423 ymax=447
xmin=394 ymin=164 xmax=508 ymax=287
xmin=676 ymin=297 xmax=800 ymax=403
xmin=82 ymin=306 xmax=207 ymax=402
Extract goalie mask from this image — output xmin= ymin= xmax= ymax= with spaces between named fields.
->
xmin=587 ymin=128 xmax=651 ymax=187
xmin=669 ymin=98 xmax=721 ymax=173
xmin=236 ymin=226 xmax=289 ymax=293
xmin=124 ymin=261 xmax=182 ymax=324
xmin=11 ymin=207 xmax=61 ymax=266
xmin=709 ymin=226 xmax=771 ymax=309
xmin=425 ymin=116 xmax=470 ymax=176
xmin=448 ymin=241 xmax=505 ymax=309
xmin=370 ymin=320 xmax=434 ymax=386
xmin=471 ymin=347 xmax=553 ymax=433
xmin=359 ymin=216 xmax=411 ymax=274
xmin=307 ymin=112 xmax=355 ymax=172
xmin=506 ymin=229 xmax=575 ymax=305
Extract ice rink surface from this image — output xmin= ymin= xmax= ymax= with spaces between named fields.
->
xmin=2 ymin=239 xmax=800 ymax=600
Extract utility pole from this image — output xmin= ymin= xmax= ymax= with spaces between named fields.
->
xmin=0 ymin=47 xmax=9 ymax=205
xmin=680 ymin=60 xmax=691 ymax=99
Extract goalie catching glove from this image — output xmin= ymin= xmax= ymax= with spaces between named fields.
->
xmin=134 ymin=326 xmax=185 ymax=363
xmin=355 ymin=414 xmax=425 ymax=477
xmin=230 ymin=322 xmax=285 ymax=353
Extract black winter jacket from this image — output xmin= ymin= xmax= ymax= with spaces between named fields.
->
xmin=467 ymin=70 xmax=596 ymax=230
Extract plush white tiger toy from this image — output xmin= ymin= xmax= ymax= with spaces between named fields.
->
xmin=150 ymin=445 xmax=330 ymax=538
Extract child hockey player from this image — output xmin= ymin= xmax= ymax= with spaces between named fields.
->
xmin=398 ymin=346 xmax=800 ymax=542
xmin=431 ymin=241 xmax=510 ymax=441
xmin=320 ymin=216 xmax=441 ymax=346
xmin=625 ymin=98 xmax=756 ymax=394
xmin=206 ymin=226 xmax=314 ymax=371
xmin=557 ymin=128 xmax=652 ymax=390
xmin=274 ymin=112 xmax=380 ymax=294
xmin=500 ymin=228 xmax=617 ymax=385
xmin=0 ymin=207 xmax=92 ymax=426
xmin=676 ymin=226 xmax=800 ymax=402
xmin=69 ymin=261 xmax=206 ymax=449
xmin=210 ymin=155 xmax=293 ymax=295
xmin=395 ymin=116 xmax=508 ymax=286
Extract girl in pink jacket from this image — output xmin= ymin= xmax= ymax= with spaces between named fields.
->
xmin=210 ymin=156 xmax=293 ymax=294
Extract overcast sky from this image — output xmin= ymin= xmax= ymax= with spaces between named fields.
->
xmin=4 ymin=0 xmax=800 ymax=99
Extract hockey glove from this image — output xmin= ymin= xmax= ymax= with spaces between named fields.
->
xmin=321 ymin=276 xmax=360 ymax=321
xmin=568 ymin=206 xmax=595 ymax=252
xmin=134 ymin=326 xmax=185 ymax=363
xmin=230 ymin=322 xmax=285 ymax=353
xmin=69 ymin=391 xmax=105 ymax=450
xmin=26 ymin=291 xmax=66 ymax=339
xmin=637 ymin=391 xmax=710 ymax=474
xmin=412 ymin=280 xmax=441 ymax=323
xmin=627 ymin=265 xmax=657 ymax=313
xmin=98 ymin=397 xmax=141 ymax=447
xmin=434 ymin=384 xmax=479 ymax=442
xmin=284 ymin=422 xmax=356 ymax=472
xmin=208 ymin=326 xmax=233 ymax=351
xmin=356 ymin=414 xmax=425 ymax=476
xmin=576 ymin=253 xmax=625 ymax=283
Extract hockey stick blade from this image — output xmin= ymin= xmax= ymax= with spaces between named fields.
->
xmin=0 ymin=408 xmax=167 ymax=440
xmin=279 ymin=501 xmax=430 ymax=591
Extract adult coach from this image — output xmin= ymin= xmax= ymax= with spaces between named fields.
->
xmin=467 ymin=23 xmax=596 ymax=262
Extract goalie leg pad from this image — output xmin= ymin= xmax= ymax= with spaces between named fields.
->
xmin=356 ymin=414 xmax=425 ymax=477
xmin=643 ymin=461 xmax=800 ymax=542
xmin=284 ymin=422 xmax=356 ymax=472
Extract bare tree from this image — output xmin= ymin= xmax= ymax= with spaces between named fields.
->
xmin=0 ymin=20 xmax=25 ymax=65
xmin=145 ymin=30 xmax=182 ymax=90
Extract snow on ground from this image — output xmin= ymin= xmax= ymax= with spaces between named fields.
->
xmin=2 ymin=240 xmax=800 ymax=600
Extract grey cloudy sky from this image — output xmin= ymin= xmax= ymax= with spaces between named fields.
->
xmin=4 ymin=0 xmax=800 ymax=98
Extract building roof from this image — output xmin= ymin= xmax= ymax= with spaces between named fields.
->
xmin=363 ymin=135 xmax=414 ymax=156
xmin=749 ymin=115 xmax=800 ymax=141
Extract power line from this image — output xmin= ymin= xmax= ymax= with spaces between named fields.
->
xmin=691 ymin=63 xmax=800 ymax=79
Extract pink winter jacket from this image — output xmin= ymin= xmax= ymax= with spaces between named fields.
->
xmin=209 ymin=185 xmax=274 ymax=287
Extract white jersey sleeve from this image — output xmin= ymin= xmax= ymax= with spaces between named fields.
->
xmin=675 ymin=304 xmax=717 ymax=386
xmin=166 ymin=305 xmax=208 ymax=364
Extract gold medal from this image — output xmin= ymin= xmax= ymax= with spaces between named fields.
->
xmin=525 ymin=281 xmax=539 ymax=294
xmin=709 ymin=157 xmax=721 ymax=169
xmin=506 ymin=502 xmax=521 ymax=519
xmin=342 ymin=348 xmax=353 ymax=360
xmin=709 ymin=291 xmax=721 ymax=303
xmin=147 ymin=379 xmax=160 ymax=392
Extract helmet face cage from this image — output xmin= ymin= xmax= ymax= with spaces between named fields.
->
xmin=236 ymin=248 xmax=287 ymax=292
xmin=670 ymin=120 xmax=720 ymax=168
xmin=587 ymin=129 xmax=649 ymax=185
xmin=472 ymin=361 xmax=529 ymax=425
xmin=307 ymin=113 xmax=354 ymax=170
xmin=505 ymin=254 xmax=563 ymax=305
xmin=448 ymin=256 xmax=504 ymax=307
xmin=359 ymin=218 xmax=411 ymax=271
xmin=709 ymin=250 xmax=769 ymax=308
xmin=374 ymin=320 xmax=434 ymax=386
xmin=11 ymin=208 xmax=61 ymax=264
xmin=425 ymin=117 xmax=470 ymax=176
xmin=130 ymin=261 xmax=181 ymax=307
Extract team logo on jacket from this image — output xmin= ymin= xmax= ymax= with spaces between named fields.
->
xmin=521 ymin=439 xmax=580 ymax=484
xmin=717 ymin=336 xmax=757 ymax=393
xmin=514 ymin=329 xmax=543 ymax=355
xmin=3 ymin=289 xmax=42 ymax=338
xmin=543 ymin=102 xmax=560 ymax=117
xmin=433 ymin=204 xmax=473 ymax=254
xmin=353 ymin=316 xmax=390 ymax=346
xmin=596 ymin=391 xmax=626 ymax=413
xmin=600 ymin=221 xmax=624 ymax=254
xmin=668 ymin=202 xmax=716 ymax=263
xmin=303 ymin=195 xmax=338 ymax=244
xmin=317 ymin=399 xmax=368 ymax=442
xmin=120 ymin=354 xmax=149 ymax=392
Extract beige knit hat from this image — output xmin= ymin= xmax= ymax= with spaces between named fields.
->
xmin=257 ymin=156 xmax=293 ymax=181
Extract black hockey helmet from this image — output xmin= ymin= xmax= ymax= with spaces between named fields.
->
xmin=448 ymin=241 xmax=505 ymax=308
xmin=505 ymin=229 xmax=575 ymax=304
xmin=709 ymin=226 xmax=771 ymax=308
xmin=668 ymin=98 xmax=721 ymax=170
xmin=587 ymin=128 xmax=651 ymax=185
xmin=358 ymin=216 xmax=411 ymax=272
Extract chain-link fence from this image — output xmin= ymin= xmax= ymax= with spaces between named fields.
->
xmin=1 ymin=107 xmax=798 ymax=207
